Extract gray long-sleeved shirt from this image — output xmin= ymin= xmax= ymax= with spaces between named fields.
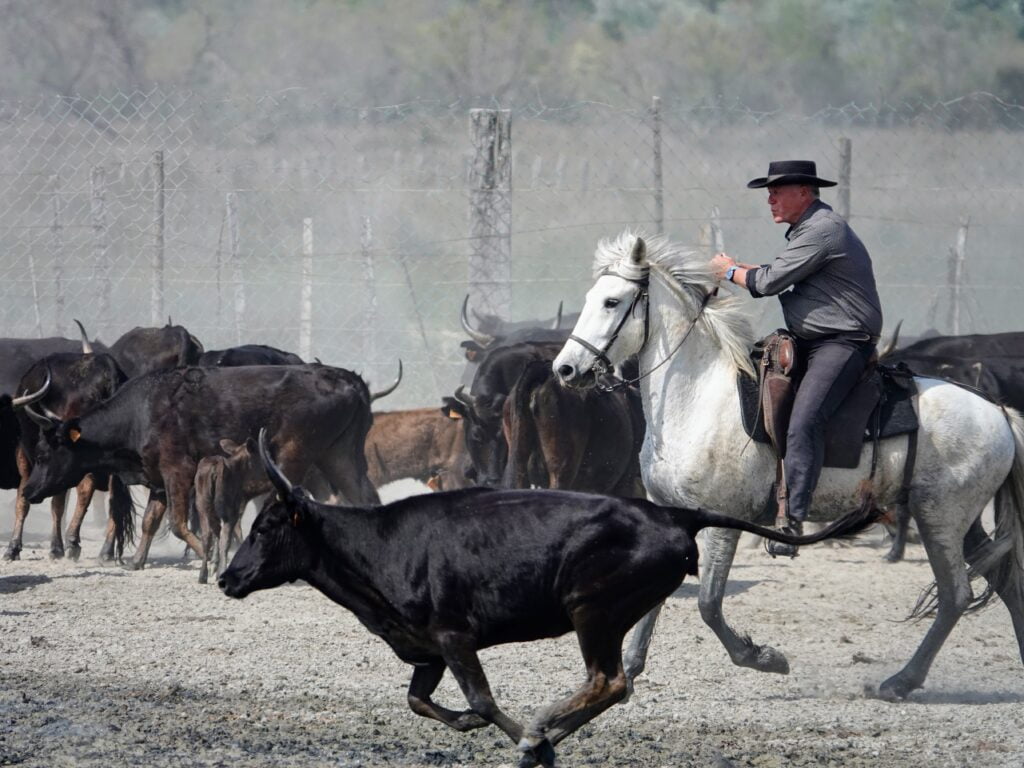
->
xmin=744 ymin=199 xmax=883 ymax=340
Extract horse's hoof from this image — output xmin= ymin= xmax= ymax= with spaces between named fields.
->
xmin=49 ymin=548 xmax=65 ymax=560
xmin=66 ymin=545 xmax=81 ymax=562
xmin=123 ymin=560 xmax=145 ymax=572
xmin=753 ymin=645 xmax=790 ymax=674
xmin=451 ymin=712 xmax=488 ymax=731
xmin=875 ymin=675 xmax=915 ymax=701
xmin=3 ymin=547 xmax=19 ymax=561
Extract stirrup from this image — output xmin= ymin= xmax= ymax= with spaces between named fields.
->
xmin=765 ymin=520 xmax=802 ymax=559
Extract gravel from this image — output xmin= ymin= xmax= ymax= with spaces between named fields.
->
xmin=2 ymin=489 xmax=1024 ymax=768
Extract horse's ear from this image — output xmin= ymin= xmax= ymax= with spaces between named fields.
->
xmin=630 ymin=237 xmax=646 ymax=264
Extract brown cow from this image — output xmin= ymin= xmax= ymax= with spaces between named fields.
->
xmin=365 ymin=408 xmax=471 ymax=491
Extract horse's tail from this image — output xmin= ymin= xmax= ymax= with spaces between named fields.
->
xmin=911 ymin=405 xmax=1024 ymax=620
xmin=688 ymin=498 xmax=882 ymax=545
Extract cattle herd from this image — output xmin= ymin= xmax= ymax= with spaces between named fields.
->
xmin=3 ymin=294 xmax=1024 ymax=767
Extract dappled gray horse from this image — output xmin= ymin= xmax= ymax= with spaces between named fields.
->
xmin=553 ymin=231 xmax=1024 ymax=700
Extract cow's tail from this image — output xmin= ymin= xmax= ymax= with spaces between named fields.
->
xmin=685 ymin=499 xmax=883 ymax=546
xmin=913 ymin=406 xmax=1024 ymax=619
xmin=502 ymin=361 xmax=550 ymax=489
xmin=108 ymin=476 xmax=135 ymax=560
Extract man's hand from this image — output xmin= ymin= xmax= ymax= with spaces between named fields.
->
xmin=709 ymin=252 xmax=736 ymax=281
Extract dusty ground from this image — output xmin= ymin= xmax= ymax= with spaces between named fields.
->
xmin=1 ymin=486 xmax=1023 ymax=768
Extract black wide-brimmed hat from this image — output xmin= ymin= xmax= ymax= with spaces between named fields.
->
xmin=747 ymin=160 xmax=837 ymax=189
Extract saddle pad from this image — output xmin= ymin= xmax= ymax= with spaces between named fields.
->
xmin=737 ymin=365 xmax=919 ymax=469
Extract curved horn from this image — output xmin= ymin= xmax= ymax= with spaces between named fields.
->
xmin=453 ymin=385 xmax=478 ymax=411
xmin=12 ymin=370 xmax=51 ymax=408
xmin=23 ymin=404 xmax=57 ymax=431
xmin=461 ymin=295 xmax=494 ymax=346
xmin=551 ymin=301 xmax=563 ymax=330
xmin=370 ymin=360 xmax=403 ymax=402
xmin=258 ymin=428 xmax=293 ymax=498
xmin=73 ymin=319 xmax=94 ymax=354
xmin=877 ymin=319 xmax=903 ymax=360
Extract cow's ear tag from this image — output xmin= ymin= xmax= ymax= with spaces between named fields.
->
xmin=447 ymin=409 xmax=462 ymax=420
xmin=69 ymin=428 xmax=82 ymax=443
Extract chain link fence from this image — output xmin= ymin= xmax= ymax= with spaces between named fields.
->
xmin=0 ymin=90 xmax=1021 ymax=408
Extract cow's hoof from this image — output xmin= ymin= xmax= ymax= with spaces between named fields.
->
xmin=752 ymin=645 xmax=790 ymax=675
xmin=123 ymin=560 xmax=145 ymax=572
xmin=451 ymin=712 xmax=488 ymax=731
xmin=518 ymin=737 xmax=556 ymax=768
xmin=3 ymin=547 xmax=20 ymax=561
xmin=876 ymin=675 xmax=914 ymax=702
xmin=66 ymin=545 xmax=81 ymax=562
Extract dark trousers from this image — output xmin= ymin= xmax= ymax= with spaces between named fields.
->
xmin=784 ymin=335 xmax=875 ymax=522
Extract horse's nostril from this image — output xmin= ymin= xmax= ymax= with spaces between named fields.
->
xmin=557 ymin=364 xmax=574 ymax=379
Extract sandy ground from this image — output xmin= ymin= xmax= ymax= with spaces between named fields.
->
xmin=2 ymin=484 xmax=1024 ymax=768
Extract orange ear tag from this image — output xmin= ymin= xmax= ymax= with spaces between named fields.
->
xmin=448 ymin=409 xmax=462 ymax=420
xmin=69 ymin=428 xmax=82 ymax=443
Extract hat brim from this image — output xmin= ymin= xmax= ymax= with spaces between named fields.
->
xmin=747 ymin=173 xmax=837 ymax=189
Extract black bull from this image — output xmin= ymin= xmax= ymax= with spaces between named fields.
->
xmin=24 ymin=365 xmax=380 ymax=570
xmin=220 ymin=434 xmax=881 ymax=768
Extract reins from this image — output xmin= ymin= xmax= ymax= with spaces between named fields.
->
xmin=569 ymin=268 xmax=715 ymax=393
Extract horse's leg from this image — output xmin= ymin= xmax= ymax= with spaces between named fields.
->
xmin=699 ymin=527 xmax=790 ymax=673
xmin=48 ymin=491 xmax=68 ymax=559
xmin=963 ymin=519 xmax=1024 ymax=663
xmin=623 ymin=602 xmax=663 ymax=687
xmin=877 ymin=509 xmax=974 ymax=700
xmin=406 ymin=660 xmax=489 ymax=731
xmin=64 ymin=475 xmax=97 ymax=561
xmin=884 ymin=502 xmax=911 ymax=563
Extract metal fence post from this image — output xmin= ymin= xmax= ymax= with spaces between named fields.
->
xmin=468 ymin=108 xmax=512 ymax=319
xmin=299 ymin=217 xmax=313 ymax=361
xmin=837 ymin=137 xmax=852 ymax=220
xmin=651 ymin=96 xmax=664 ymax=235
xmin=90 ymin=166 xmax=110 ymax=330
xmin=226 ymin=192 xmax=244 ymax=344
xmin=360 ymin=215 xmax=378 ymax=372
xmin=50 ymin=174 xmax=64 ymax=336
xmin=949 ymin=215 xmax=970 ymax=334
xmin=151 ymin=150 xmax=165 ymax=325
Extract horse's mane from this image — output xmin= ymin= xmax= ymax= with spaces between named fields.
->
xmin=593 ymin=230 xmax=756 ymax=378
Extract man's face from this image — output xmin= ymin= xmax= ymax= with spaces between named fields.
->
xmin=767 ymin=183 xmax=812 ymax=225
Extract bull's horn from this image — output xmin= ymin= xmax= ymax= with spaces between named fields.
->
xmin=551 ymin=301 xmax=563 ymax=329
xmin=12 ymin=370 xmax=50 ymax=408
xmin=73 ymin=319 xmax=94 ymax=354
xmin=370 ymin=360 xmax=403 ymax=402
xmin=258 ymin=428 xmax=293 ymax=498
xmin=461 ymin=295 xmax=494 ymax=346
xmin=23 ymin=404 xmax=57 ymax=431
xmin=453 ymin=385 xmax=477 ymax=410
xmin=877 ymin=320 xmax=903 ymax=359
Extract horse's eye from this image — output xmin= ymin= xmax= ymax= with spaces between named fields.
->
xmin=604 ymin=298 xmax=620 ymax=309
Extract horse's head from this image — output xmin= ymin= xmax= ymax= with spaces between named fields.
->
xmin=554 ymin=234 xmax=651 ymax=389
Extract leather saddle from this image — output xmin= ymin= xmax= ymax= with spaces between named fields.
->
xmin=737 ymin=330 xmax=919 ymax=469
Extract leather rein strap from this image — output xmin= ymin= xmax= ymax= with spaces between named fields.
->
xmin=569 ymin=271 xmax=714 ymax=394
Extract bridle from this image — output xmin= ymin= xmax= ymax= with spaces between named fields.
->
xmin=567 ymin=267 xmax=714 ymax=393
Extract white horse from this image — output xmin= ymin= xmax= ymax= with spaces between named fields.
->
xmin=553 ymin=231 xmax=1024 ymax=700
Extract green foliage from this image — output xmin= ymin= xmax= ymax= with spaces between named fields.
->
xmin=0 ymin=0 xmax=1021 ymax=110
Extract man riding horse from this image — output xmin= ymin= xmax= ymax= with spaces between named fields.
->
xmin=710 ymin=160 xmax=884 ymax=556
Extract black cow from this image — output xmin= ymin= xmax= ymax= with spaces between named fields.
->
xmin=0 ymin=382 xmax=52 ymax=489
xmin=443 ymin=341 xmax=566 ymax=486
xmin=23 ymin=364 xmax=380 ymax=571
xmin=220 ymin=433 xmax=881 ymax=768
xmin=5 ymin=353 xmax=133 ymax=562
xmin=107 ymin=322 xmax=204 ymax=378
xmin=887 ymin=330 xmax=1024 ymax=360
xmin=198 ymin=344 xmax=304 ymax=367
xmin=502 ymin=360 xmax=644 ymax=496
xmin=0 ymin=335 xmax=103 ymax=399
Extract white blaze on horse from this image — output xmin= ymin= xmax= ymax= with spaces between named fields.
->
xmin=553 ymin=231 xmax=1024 ymax=701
